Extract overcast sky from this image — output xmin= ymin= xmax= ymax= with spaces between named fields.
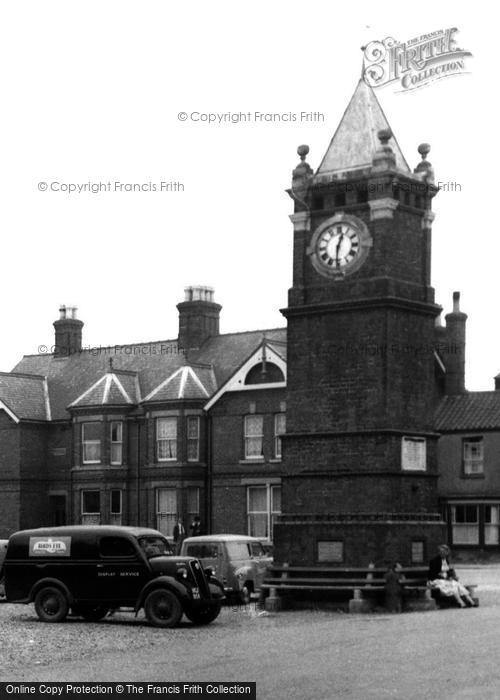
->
xmin=0 ymin=2 xmax=495 ymax=389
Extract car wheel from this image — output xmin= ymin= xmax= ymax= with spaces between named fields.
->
xmin=72 ymin=604 xmax=110 ymax=621
xmin=184 ymin=602 xmax=221 ymax=625
xmin=144 ymin=589 xmax=183 ymax=628
xmin=34 ymin=586 xmax=69 ymax=623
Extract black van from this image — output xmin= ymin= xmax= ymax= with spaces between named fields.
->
xmin=3 ymin=526 xmax=224 ymax=627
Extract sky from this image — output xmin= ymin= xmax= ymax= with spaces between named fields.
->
xmin=0 ymin=2 xmax=496 ymax=389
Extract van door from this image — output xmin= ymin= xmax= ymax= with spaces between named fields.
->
xmin=92 ymin=535 xmax=148 ymax=605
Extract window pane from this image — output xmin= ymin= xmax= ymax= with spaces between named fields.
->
xmin=452 ymin=505 xmax=479 ymax=544
xmin=187 ymin=417 xmax=200 ymax=461
xmin=83 ymin=442 xmax=101 ymax=463
xmin=83 ymin=423 xmax=100 ymax=440
xmin=245 ymin=416 xmax=263 ymax=436
xmin=485 ymin=506 xmax=500 ymax=545
xmin=411 ymin=541 xmax=425 ymax=563
xmin=99 ymin=536 xmax=135 ymax=557
xmin=111 ymin=444 xmax=122 ymax=464
xmin=157 ymin=417 xmax=177 ymax=460
xmin=271 ymin=486 xmax=281 ymax=513
xmin=82 ymin=491 xmax=100 ymax=513
xmin=246 ymin=437 xmax=263 ymax=457
xmin=275 ymin=414 xmax=286 ymax=434
xmin=110 ymin=422 xmax=122 ymax=442
xmin=249 ymin=487 xmax=267 ymax=512
xmin=187 ymin=487 xmax=199 ymax=515
xmin=158 ymin=417 xmax=177 ymax=438
xmin=82 ymin=423 xmax=101 ymax=463
xmin=463 ymin=438 xmax=484 ymax=475
xmin=157 ymin=488 xmax=176 ymax=513
xmin=187 ymin=416 xmax=199 ymax=438
xmin=110 ymin=490 xmax=121 ymax=514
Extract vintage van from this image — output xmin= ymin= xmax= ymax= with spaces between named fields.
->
xmin=181 ymin=534 xmax=272 ymax=603
xmin=3 ymin=525 xmax=224 ymax=627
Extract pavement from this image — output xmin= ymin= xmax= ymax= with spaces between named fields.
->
xmin=1 ymin=565 xmax=500 ymax=699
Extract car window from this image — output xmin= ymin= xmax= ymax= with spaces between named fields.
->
xmin=186 ymin=543 xmax=219 ymax=558
xmin=250 ymin=542 xmax=265 ymax=557
xmin=138 ymin=536 xmax=172 ymax=559
xmin=226 ymin=542 xmax=251 ymax=559
xmin=99 ymin=536 xmax=137 ymax=558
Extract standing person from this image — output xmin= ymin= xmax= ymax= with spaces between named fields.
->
xmin=428 ymin=544 xmax=477 ymax=607
xmin=173 ymin=518 xmax=186 ymax=554
xmin=190 ymin=515 xmax=202 ymax=537
xmin=384 ymin=562 xmax=404 ymax=613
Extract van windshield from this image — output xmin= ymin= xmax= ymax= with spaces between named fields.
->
xmin=226 ymin=542 xmax=251 ymax=559
xmin=138 ymin=536 xmax=172 ymax=559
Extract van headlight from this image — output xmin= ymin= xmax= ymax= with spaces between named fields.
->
xmin=177 ymin=567 xmax=188 ymax=579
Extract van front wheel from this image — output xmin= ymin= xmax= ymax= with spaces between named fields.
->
xmin=144 ymin=589 xmax=183 ymax=628
xmin=34 ymin=586 xmax=69 ymax=623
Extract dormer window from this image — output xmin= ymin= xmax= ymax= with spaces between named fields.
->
xmin=82 ymin=422 xmax=101 ymax=464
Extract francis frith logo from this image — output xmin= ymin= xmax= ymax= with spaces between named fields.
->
xmin=362 ymin=29 xmax=472 ymax=91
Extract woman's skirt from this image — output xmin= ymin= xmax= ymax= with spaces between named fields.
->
xmin=429 ymin=578 xmax=469 ymax=597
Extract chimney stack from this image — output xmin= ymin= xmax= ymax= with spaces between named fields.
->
xmin=443 ymin=292 xmax=467 ymax=394
xmin=177 ymin=286 xmax=221 ymax=351
xmin=53 ymin=305 xmax=83 ymax=357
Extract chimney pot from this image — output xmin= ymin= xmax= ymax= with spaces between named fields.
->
xmin=177 ymin=286 xmax=221 ymax=351
xmin=53 ymin=305 xmax=83 ymax=356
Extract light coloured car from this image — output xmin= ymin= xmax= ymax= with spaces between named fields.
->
xmin=181 ymin=534 xmax=273 ymax=603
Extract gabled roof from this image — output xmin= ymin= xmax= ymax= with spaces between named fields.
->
xmin=69 ymin=370 xmax=139 ymax=408
xmin=143 ymin=366 xmax=213 ymax=402
xmin=0 ymin=372 xmax=49 ymax=421
xmin=435 ymin=392 xmax=500 ymax=431
xmin=10 ymin=328 xmax=287 ymax=420
xmin=316 ymin=79 xmax=410 ymax=177
xmin=204 ymin=339 xmax=287 ymax=411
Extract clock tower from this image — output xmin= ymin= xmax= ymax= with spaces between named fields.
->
xmin=275 ymin=78 xmax=446 ymax=566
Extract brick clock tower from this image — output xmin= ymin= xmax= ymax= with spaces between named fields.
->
xmin=275 ymin=78 xmax=446 ymax=566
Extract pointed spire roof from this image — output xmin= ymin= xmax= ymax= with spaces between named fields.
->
xmin=316 ymin=79 xmax=410 ymax=177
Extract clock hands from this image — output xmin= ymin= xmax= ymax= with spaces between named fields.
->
xmin=335 ymin=233 xmax=344 ymax=264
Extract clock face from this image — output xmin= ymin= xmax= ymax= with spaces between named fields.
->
xmin=307 ymin=214 xmax=372 ymax=279
xmin=317 ymin=223 xmax=360 ymax=270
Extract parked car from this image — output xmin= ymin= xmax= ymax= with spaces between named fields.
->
xmin=0 ymin=539 xmax=8 ymax=597
xmin=3 ymin=526 xmax=224 ymax=627
xmin=181 ymin=534 xmax=272 ymax=603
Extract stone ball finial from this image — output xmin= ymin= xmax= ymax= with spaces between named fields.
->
xmin=297 ymin=144 xmax=310 ymax=161
xmin=377 ymin=128 xmax=392 ymax=145
xmin=418 ymin=143 xmax=431 ymax=159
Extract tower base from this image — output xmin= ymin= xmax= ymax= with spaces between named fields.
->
xmin=273 ymin=514 xmax=446 ymax=567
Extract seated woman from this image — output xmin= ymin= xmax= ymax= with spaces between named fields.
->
xmin=428 ymin=544 xmax=477 ymax=608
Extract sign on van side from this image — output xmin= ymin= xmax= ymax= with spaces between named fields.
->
xmin=29 ymin=537 xmax=71 ymax=556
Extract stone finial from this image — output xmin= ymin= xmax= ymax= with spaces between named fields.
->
xmin=378 ymin=128 xmax=392 ymax=145
xmin=414 ymin=143 xmax=434 ymax=183
xmin=297 ymin=144 xmax=310 ymax=161
xmin=372 ymin=128 xmax=395 ymax=171
xmin=292 ymin=144 xmax=313 ymax=186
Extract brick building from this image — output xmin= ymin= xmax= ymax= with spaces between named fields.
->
xmin=0 ymin=289 xmax=287 ymax=542
xmin=0 ymin=76 xmax=497 ymax=560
